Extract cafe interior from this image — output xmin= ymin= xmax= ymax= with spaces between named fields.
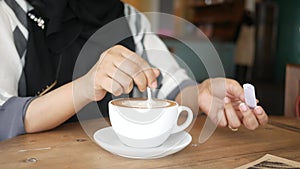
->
xmin=123 ymin=0 xmax=300 ymax=117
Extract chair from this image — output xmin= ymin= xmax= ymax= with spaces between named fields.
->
xmin=284 ymin=64 xmax=300 ymax=117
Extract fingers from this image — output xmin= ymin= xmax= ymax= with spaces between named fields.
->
xmin=198 ymin=78 xmax=268 ymax=131
xmin=97 ymin=45 xmax=160 ymax=95
xmin=217 ymin=109 xmax=227 ymax=127
xmin=238 ymin=102 xmax=269 ymax=130
xmin=117 ymin=45 xmax=159 ymax=88
xmin=109 ymin=45 xmax=159 ymax=91
xmin=222 ymin=79 xmax=267 ymax=130
xmin=99 ymin=76 xmax=123 ymax=96
xmin=152 ymin=68 xmax=160 ymax=77
xmin=225 ymin=79 xmax=245 ymax=101
xmin=224 ymin=97 xmax=241 ymax=129
xmin=220 ymin=100 xmax=268 ymax=131
xmin=107 ymin=66 xmax=134 ymax=94
xmin=253 ymin=106 xmax=269 ymax=125
xmin=239 ymin=103 xmax=260 ymax=130
xmin=114 ymin=58 xmax=147 ymax=91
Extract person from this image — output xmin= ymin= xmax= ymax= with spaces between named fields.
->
xmin=0 ymin=0 xmax=268 ymax=141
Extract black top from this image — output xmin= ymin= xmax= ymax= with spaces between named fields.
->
xmin=24 ymin=0 xmax=135 ymax=119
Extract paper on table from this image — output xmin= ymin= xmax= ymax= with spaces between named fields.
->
xmin=235 ymin=154 xmax=300 ymax=169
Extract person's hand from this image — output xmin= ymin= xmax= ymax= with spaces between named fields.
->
xmin=197 ymin=78 xmax=268 ymax=130
xmin=78 ymin=45 xmax=160 ymax=101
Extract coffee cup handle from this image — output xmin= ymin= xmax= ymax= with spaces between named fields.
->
xmin=171 ymin=106 xmax=193 ymax=134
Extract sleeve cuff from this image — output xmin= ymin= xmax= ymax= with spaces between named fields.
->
xmin=0 ymin=96 xmax=35 ymax=141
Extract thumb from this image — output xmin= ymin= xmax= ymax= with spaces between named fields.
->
xmin=226 ymin=79 xmax=244 ymax=101
xmin=153 ymin=68 xmax=160 ymax=78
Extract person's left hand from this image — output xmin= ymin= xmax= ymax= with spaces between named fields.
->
xmin=197 ymin=78 xmax=268 ymax=130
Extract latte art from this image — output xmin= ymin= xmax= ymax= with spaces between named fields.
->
xmin=111 ymin=98 xmax=175 ymax=108
xmin=121 ymin=100 xmax=170 ymax=108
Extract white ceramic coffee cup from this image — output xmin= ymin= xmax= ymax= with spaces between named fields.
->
xmin=109 ymin=98 xmax=193 ymax=148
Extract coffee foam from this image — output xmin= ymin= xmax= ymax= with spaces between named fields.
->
xmin=121 ymin=100 xmax=169 ymax=108
xmin=112 ymin=98 xmax=175 ymax=108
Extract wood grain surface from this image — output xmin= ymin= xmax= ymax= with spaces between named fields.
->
xmin=0 ymin=116 xmax=300 ymax=169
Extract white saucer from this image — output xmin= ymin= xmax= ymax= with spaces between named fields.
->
xmin=93 ymin=127 xmax=192 ymax=159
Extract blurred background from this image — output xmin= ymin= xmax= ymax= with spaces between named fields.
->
xmin=122 ymin=0 xmax=300 ymax=117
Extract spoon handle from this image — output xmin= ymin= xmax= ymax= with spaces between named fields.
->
xmin=147 ymin=87 xmax=153 ymax=108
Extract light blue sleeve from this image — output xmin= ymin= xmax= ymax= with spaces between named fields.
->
xmin=0 ymin=96 xmax=34 ymax=141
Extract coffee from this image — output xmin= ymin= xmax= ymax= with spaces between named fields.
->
xmin=111 ymin=98 xmax=176 ymax=108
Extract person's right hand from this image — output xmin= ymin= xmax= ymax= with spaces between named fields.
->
xmin=79 ymin=45 xmax=160 ymax=102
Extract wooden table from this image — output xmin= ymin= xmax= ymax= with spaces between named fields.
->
xmin=0 ymin=116 xmax=300 ymax=169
